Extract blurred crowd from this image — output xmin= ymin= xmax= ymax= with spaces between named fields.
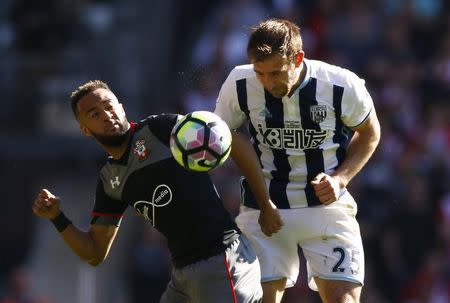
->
xmin=0 ymin=0 xmax=449 ymax=302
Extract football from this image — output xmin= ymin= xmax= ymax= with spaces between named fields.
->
xmin=170 ymin=111 xmax=232 ymax=172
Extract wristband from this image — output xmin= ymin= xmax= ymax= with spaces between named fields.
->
xmin=51 ymin=212 xmax=72 ymax=232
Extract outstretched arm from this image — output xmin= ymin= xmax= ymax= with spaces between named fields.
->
xmin=230 ymin=132 xmax=284 ymax=236
xmin=312 ymin=110 xmax=381 ymax=204
xmin=32 ymin=189 xmax=119 ymax=266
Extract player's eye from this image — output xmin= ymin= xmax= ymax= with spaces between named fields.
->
xmin=89 ymin=112 xmax=99 ymax=119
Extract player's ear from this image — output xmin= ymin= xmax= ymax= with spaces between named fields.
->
xmin=79 ymin=124 xmax=92 ymax=137
xmin=294 ymin=51 xmax=304 ymax=67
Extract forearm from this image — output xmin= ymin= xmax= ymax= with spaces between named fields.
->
xmin=332 ymin=126 xmax=380 ymax=188
xmin=230 ymin=132 xmax=272 ymax=210
xmin=58 ymin=224 xmax=105 ymax=266
xmin=34 ymin=190 xmax=114 ymax=266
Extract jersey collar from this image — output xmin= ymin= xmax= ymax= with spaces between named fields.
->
xmin=298 ymin=58 xmax=311 ymax=90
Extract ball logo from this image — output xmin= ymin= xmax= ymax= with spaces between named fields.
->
xmin=133 ymin=184 xmax=172 ymax=226
xmin=198 ymin=159 xmax=215 ymax=168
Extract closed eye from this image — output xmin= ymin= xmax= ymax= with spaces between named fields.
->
xmin=88 ymin=110 xmax=99 ymax=119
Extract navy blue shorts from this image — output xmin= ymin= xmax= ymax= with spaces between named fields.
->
xmin=160 ymin=234 xmax=262 ymax=303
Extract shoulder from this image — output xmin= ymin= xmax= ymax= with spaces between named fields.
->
xmin=226 ymin=64 xmax=256 ymax=81
xmin=136 ymin=113 xmax=182 ymax=146
xmin=220 ymin=64 xmax=259 ymax=96
xmin=306 ymin=58 xmax=365 ymax=88
xmin=135 ymin=113 xmax=181 ymax=132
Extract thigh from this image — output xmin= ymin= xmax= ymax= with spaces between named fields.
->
xmin=302 ymin=192 xmax=365 ymax=292
xmin=185 ymin=236 xmax=263 ymax=303
xmin=314 ymin=277 xmax=362 ymax=303
xmin=227 ymin=235 xmax=263 ymax=303
xmin=160 ymin=273 xmax=190 ymax=303
xmin=236 ymin=207 xmax=301 ymax=288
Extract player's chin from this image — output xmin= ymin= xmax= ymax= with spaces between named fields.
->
xmin=270 ymin=90 xmax=287 ymax=98
xmin=107 ymin=127 xmax=126 ymax=136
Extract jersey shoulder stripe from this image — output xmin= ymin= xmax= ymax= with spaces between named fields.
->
xmin=236 ymin=79 xmax=249 ymax=117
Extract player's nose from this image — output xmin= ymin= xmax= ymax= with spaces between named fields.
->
xmin=261 ymin=77 xmax=276 ymax=91
xmin=101 ymin=109 xmax=115 ymax=121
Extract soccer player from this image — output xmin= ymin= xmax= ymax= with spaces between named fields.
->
xmin=32 ymin=80 xmax=263 ymax=303
xmin=214 ymin=18 xmax=381 ymax=303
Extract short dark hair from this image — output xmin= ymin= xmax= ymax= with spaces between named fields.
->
xmin=247 ymin=18 xmax=303 ymax=62
xmin=70 ymin=80 xmax=111 ymax=118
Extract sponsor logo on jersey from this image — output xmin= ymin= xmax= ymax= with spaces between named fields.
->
xmin=310 ymin=105 xmax=327 ymax=123
xmin=110 ymin=176 xmax=120 ymax=189
xmin=257 ymin=124 xmax=329 ymax=150
xmin=133 ymin=139 xmax=150 ymax=161
xmin=285 ymin=120 xmax=301 ymax=128
xmin=133 ymin=184 xmax=173 ymax=226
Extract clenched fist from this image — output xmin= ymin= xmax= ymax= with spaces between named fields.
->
xmin=259 ymin=200 xmax=284 ymax=237
xmin=32 ymin=189 xmax=61 ymax=220
xmin=311 ymin=173 xmax=342 ymax=205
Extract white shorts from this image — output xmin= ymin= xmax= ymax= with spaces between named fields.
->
xmin=236 ymin=190 xmax=364 ymax=291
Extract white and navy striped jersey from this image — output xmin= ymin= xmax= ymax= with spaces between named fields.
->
xmin=214 ymin=58 xmax=374 ymax=209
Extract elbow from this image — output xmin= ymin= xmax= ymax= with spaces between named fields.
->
xmin=85 ymin=253 xmax=107 ymax=267
xmin=374 ymin=124 xmax=381 ymax=146
xmin=373 ymin=114 xmax=382 ymax=145
xmin=88 ymin=260 xmax=102 ymax=267
xmin=87 ymin=257 xmax=105 ymax=267
xmin=373 ymin=129 xmax=381 ymax=147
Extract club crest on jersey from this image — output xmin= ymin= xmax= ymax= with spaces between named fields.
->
xmin=310 ymin=105 xmax=327 ymax=123
xmin=133 ymin=139 xmax=150 ymax=161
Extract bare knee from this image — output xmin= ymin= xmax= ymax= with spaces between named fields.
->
xmin=314 ymin=277 xmax=361 ymax=303
xmin=261 ymin=278 xmax=286 ymax=303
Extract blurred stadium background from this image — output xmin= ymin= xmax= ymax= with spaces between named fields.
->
xmin=0 ymin=0 xmax=449 ymax=302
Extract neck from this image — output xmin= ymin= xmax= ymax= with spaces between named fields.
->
xmin=103 ymin=134 xmax=131 ymax=160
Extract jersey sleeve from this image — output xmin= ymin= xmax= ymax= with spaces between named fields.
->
xmin=146 ymin=113 xmax=182 ymax=146
xmin=341 ymin=73 xmax=374 ymax=128
xmin=91 ymin=178 xmax=128 ymax=226
xmin=214 ymin=70 xmax=247 ymax=130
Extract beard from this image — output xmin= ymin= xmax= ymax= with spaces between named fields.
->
xmin=270 ymin=87 xmax=288 ymax=98
xmin=90 ymin=128 xmax=130 ymax=147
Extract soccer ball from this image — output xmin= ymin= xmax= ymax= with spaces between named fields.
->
xmin=170 ymin=111 xmax=232 ymax=172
